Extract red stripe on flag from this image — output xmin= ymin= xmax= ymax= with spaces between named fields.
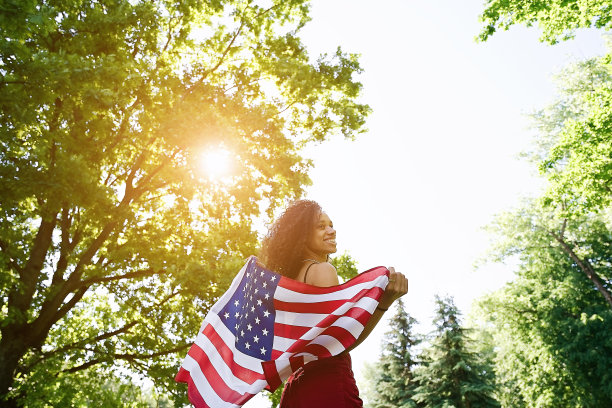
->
xmin=276 ymin=306 xmax=373 ymax=356
xmin=318 ymin=325 xmax=357 ymax=349
xmin=262 ymin=360 xmax=283 ymax=392
xmin=274 ymin=322 xmax=310 ymax=339
xmin=301 ymin=342 xmax=332 ymax=358
xmin=176 ymin=367 xmax=211 ymax=408
xmin=188 ymin=344 xmax=255 ymax=404
xmin=273 ymin=305 xmax=374 ymax=343
xmin=343 ymin=306 xmax=371 ymax=327
xmin=202 ymin=324 xmax=264 ymax=385
xmin=278 ymin=267 xmax=388 ymax=294
xmin=274 ymin=286 xmax=384 ymax=314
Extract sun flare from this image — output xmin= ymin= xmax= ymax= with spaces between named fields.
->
xmin=199 ymin=148 xmax=233 ymax=181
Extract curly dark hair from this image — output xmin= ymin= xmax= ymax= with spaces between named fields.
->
xmin=259 ymin=199 xmax=322 ymax=279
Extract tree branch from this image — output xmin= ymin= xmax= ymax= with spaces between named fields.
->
xmin=61 ymin=343 xmax=191 ymax=375
xmin=79 ymin=268 xmax=164 ymax=287
xmin=25 ymin=321 xmax=139 ymax=371
xmin=549 ymin=230 xmax=612 ymax=308
xmin=8 ymin=214 xmax=58 ymax=317
xmin=184 ymin=18 xmax=246 ymax=96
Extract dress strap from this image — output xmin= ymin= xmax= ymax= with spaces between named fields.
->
xmin=303 ymin=261 xmax=319 ymax=284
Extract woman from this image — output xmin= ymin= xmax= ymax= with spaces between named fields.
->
xmin=259 ymin=199 xmax=408 ymax=407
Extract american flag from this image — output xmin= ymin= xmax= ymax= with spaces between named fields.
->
xmin=175 ymin=256 xmax=390 ymax=407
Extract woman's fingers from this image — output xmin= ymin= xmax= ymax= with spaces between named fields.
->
xmin=387 ymin=267 xmax=408 ymax=296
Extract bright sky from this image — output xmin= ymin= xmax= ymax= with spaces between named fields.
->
xmin=246 ymin=1 xmax=607 ymax=406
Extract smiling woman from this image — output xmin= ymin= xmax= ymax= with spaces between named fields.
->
xmin=199 ymin=147 xmax=234 ymax=181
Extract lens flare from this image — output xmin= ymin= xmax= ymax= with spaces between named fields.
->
xmin=199 ymin=148 xmax=233 ymax=181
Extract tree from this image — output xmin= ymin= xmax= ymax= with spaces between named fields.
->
xmin=0 ymin=0 xmax=370 ymax=405
xmin=413 ymin=295 xmax=499 ymax=408
xmin=475 ymin=2 xmax=612 ymax=405
xmin=478 ymin=8 xmax=612 ymax=307
xmin=478 ymin=1 xmax=612 ymax=218
xmin=477 ymin=0 xmax=612 ymax=44
xmin=367 ymin=298 xmax=420 ymax=408
xmin=476 ymin=204 xmax=612 ymax=406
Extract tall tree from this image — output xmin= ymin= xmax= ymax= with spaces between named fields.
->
xmin=0 ymin=0 xmax=370 ymax=405
xmin=367 ymin=298 xmax=420 ymax=408
xmin=413 ymin=295 xmax=499 ymax=408
xmin=475 ymin=1 xmax=612 ymax=406
xmin=479 ymin=5 xmax=612 ymax=307
xmin=477 ymin=203 xmax=612 ymax=407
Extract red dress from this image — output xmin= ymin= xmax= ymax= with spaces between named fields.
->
xmin=278 ymin=352 xmax=363 ymax=408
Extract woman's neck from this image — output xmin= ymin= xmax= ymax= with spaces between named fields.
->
xmin=302 ymin=249 xmax=327 ymax=263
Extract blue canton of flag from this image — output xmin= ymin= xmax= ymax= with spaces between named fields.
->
xmin=217 ymin=259 xmax=279 ymax=360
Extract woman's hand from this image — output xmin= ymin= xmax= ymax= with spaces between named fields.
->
xmin=379 ymin=267 xmax=408 ymax=309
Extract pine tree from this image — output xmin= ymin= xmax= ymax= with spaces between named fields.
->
xmin=413 ymin=295 xmax=499 ymax=408
xmin=369 ymin=298 xmax=420 ymax=408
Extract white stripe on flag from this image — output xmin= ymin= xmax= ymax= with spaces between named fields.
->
xmin=352 ymin=296 xmax=378 ymax=314
xmin=274 ymin=358 xmax=296 ymax=383
xmin=206 ymin=313 xmax=265 ymax=373
xmin=194 ymin=331 xmax=268 ymax=393
xmin=274 ymin=276 xmax=388 ymax=303
xmin=182 ymin=354 xmax=242 ymax=408
xmin=332 ymin=315 xmax=365 ymax=339
xmin=272 ymin=335 xmax=294 ymax=352
xmin=308 ymin=334 xmax=344 ymax=355
xmin=275 ymin=296 xmax=378 ymax=328
xmin=275 ymin=310 xmax=327 ymax=327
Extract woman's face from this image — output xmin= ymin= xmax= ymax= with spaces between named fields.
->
xmin=306 ymin=212 xmax=337 ymax=257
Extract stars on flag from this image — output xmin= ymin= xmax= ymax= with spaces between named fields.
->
xmin=218 ymin=259 xmax=279 ymax=360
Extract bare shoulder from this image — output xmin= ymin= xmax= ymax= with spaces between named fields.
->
xmin=306 ymin=262 xmax=339 ymax=287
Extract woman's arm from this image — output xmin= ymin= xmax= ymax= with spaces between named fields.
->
xmin=345 ymin=267 xmax=408 ymax=353
xmin=306 ymin=263 xmax=408 ymax=353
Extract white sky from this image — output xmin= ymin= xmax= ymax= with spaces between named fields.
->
xmin=246 ymin=1 xmax=607 ymax=406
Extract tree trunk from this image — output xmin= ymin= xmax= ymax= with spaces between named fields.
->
xmin=0 ymin=332 xmax=29 ymax=405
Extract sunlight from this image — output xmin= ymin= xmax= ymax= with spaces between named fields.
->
xmin=199 ymin=147 xmax=234 ymax=181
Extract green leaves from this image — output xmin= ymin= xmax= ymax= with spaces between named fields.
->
xmin=476 ymin=2 xmax=612 ymax=406
xmin=478 ymin=0 xmax=612 ymax=44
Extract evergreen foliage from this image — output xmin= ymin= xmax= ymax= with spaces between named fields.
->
xmin=413 ymin=295 xmax=499 ymax=408
xmin=368 ymin=298 xmax=420 ymax=408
